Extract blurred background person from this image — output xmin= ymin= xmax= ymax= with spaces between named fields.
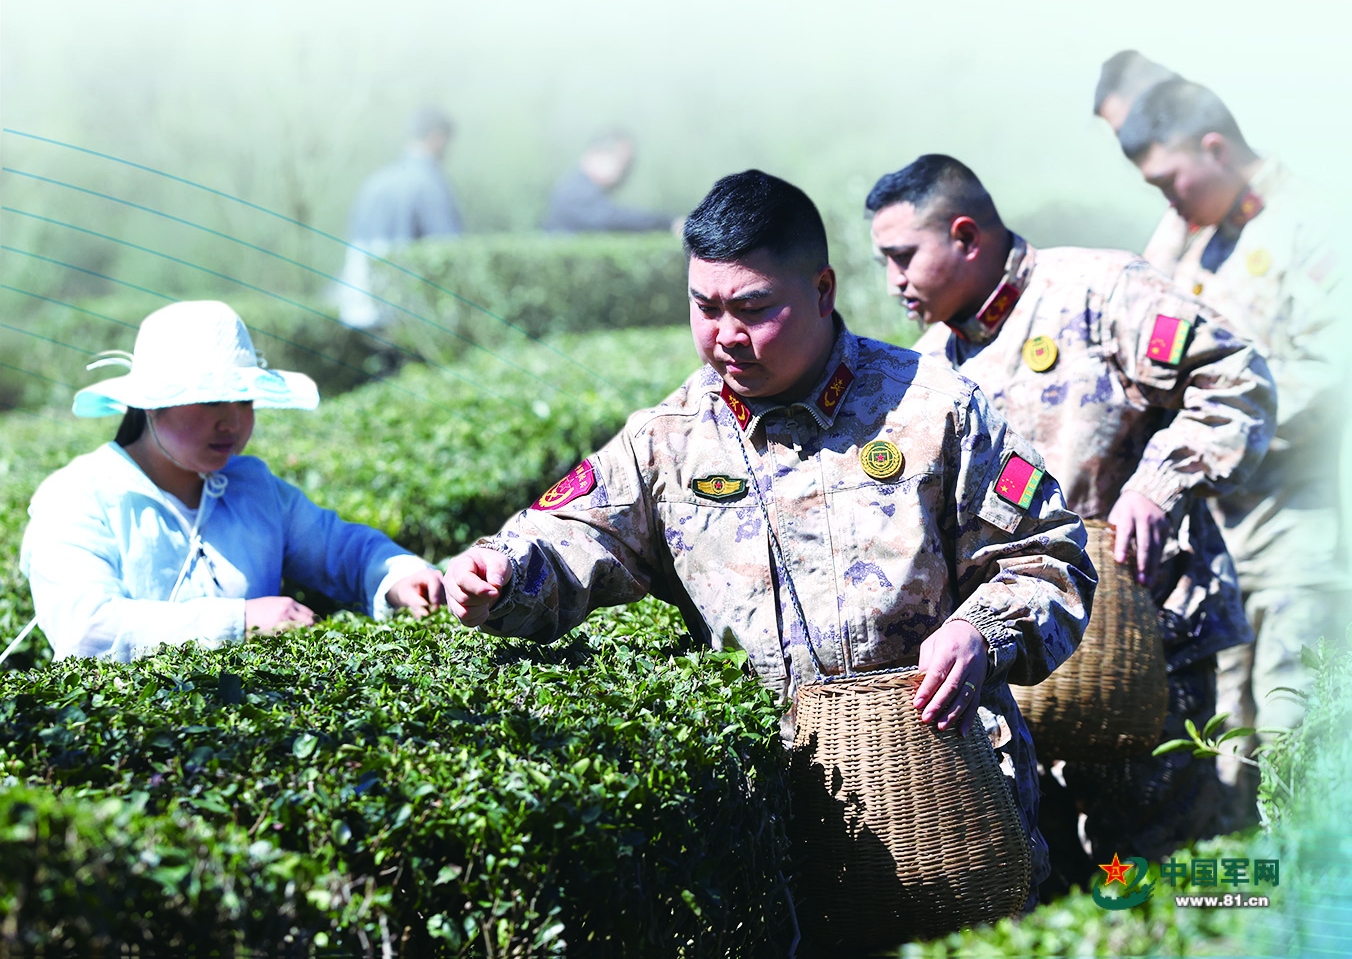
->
xmin=338 ymin=106 xmax=463 ymax=328
xmin=1118 ymin=77 xmax=1349 ymax=825
xmin=1093 ymin=49 xmax=1179 ymax=133
xmin=541 ymin=131 xmax=679 ymax=234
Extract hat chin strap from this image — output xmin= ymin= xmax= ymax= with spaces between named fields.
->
xmin=149 ymin=416 xmax=230 ymax=603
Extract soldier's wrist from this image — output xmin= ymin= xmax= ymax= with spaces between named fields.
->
xmin=473 ymin=539 xmax=521 ymax=613
xmin=949 ymin=612 xmax=1012 ymax=678
xmin=1120 ymin=470 xmax=1186 ymax=526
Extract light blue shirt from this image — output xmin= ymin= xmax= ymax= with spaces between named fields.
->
xmin=20 ymin=443 xmax=431 ymax=661
xmin=347 ymin=151 xmax=463 ymax=245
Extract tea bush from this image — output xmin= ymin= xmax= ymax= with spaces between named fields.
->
xmin=0 ymin=600 xmax=793 ymax=956
xmin=383 ymin=233 xmax=687 ymax=362
xmin=1 ymin=316 xmax=797 ymax=956
xmin=0 ymin=290 xmax=384 ymax=412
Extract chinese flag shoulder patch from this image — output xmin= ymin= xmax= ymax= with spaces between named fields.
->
xmin=995 ymin=454 xmax=1045 ymax=509
xmin=531 ymin=460 xmax=597 ymax=511
xmin=1146 ymin=314 xmax=1193 ymax=366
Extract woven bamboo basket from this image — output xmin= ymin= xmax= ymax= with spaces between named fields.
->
xmin=790 ymin=669 xmax=1031 ymax=948
xmin=1013 ymin=519 xmax=1169 ymax=761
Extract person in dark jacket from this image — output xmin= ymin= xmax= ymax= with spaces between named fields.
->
xmin=542 ymin=132 xmax=677 ymax=234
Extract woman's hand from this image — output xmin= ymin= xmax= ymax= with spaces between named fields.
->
xmin=244 ymin=596 xmax=315 ymax=633
xmin=385 ymin=568 xmax=448 ymax=617
xmin=914 ymin=618 xmax=989 ymax=737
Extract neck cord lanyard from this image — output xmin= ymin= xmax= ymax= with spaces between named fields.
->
xmin=728 ymin=410 xmax=832 ymax=680
xmin=726 ymin=404 xmax=917 ymax=688
xmin=168 ymin=472 xmax=229 ymax=602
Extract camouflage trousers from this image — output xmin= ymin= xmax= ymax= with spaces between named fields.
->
xmin=1037 ymin=656 xmax=1221 ymax=898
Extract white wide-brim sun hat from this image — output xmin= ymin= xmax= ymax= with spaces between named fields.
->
xmin=72 ymin=301 xmax=320 ymax=418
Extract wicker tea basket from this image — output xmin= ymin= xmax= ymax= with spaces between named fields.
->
xmin=791 ymin=669 xmax=1032 ymax=948
xmin=1013 ymin=519 xmax=1168 ymax=761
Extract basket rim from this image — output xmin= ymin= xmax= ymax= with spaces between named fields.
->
xmin=796 ymin=667 xmax=922 ymax=697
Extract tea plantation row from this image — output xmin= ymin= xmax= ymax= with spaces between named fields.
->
xmin=0 ymin=601 xmax=793 ymax=956
xmin=1 ymin=321 xmax=801 ymax=956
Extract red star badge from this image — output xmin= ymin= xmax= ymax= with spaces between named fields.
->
xmin=1099 ymin=853 xmax=1132 ymax=887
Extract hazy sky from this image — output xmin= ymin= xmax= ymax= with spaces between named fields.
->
xmin=2 ymin=0 xmax=1347 ymax=249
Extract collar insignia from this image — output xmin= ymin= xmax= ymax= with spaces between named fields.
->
xmin=979 ymin=283 xmax=1022 ymax=329
xmin=1229 ymin=190 xmax=1264 ymax=229
xmin=945 ymin=236 xmax=1032 ymax=345
xmin=720 ymin=382 xmax=753 ymax=431
xmin=814 ymin=363 xmax=854 ymax=418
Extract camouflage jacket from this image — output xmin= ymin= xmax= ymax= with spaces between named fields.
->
xmin=915 ymin=238 xmax=1277 ymax=667
xmin=1143 ymin=158 xmax=1347 ymax=585
xmin=476 ymin=324 xmax=1097 ymax=887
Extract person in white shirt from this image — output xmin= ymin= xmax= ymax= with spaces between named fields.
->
xmin=18 ymin=300 xmax=444 ymax=662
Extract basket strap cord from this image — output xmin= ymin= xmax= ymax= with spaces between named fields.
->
xmin=730 ymin=412 xmax=921 ymax=687
xmin=731 ymin=416 xmax=830 ymax=679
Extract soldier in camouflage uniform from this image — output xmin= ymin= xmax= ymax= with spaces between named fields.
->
xmin=1119 ymin=80 xmax=1348 ymax=760
xmin=866 ymin=155 xmax=1276 ymax=895
xmin=1092 ymin=50 xmax=1179 ymax=133
xmin=444 ymin=170 xmax=1097 ymax=905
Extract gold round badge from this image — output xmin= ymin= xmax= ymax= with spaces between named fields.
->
xmin=1192 ymin=282 xmax=1205 ymax=296
xmin=1022 ymin=335 xmax=1059 ymax=373
xmin=1247 ymin=249 xmax=1272 ymax=277
xmin=860 ymin=440 xmax=904 ymax=481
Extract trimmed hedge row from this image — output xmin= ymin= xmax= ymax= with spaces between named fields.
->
xmin=0 ymin=600 xmax=793 ymax=956
xmin=1 ymin=785 xmax=319 ymax=950
xmin=382 ymin=233 xmax=686 ymax=358
xmin=0 ymin=290 xmax=386 ymax=413
xmin=0 ymin=232 xmax=689 ymax=412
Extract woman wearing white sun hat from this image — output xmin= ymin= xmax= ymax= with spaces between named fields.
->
xmin=17 ymin=300 xmax=445 ymax=662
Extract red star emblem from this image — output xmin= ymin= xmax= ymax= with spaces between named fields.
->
xmin=1099 ymin=853 xmax=1132 ymax=887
